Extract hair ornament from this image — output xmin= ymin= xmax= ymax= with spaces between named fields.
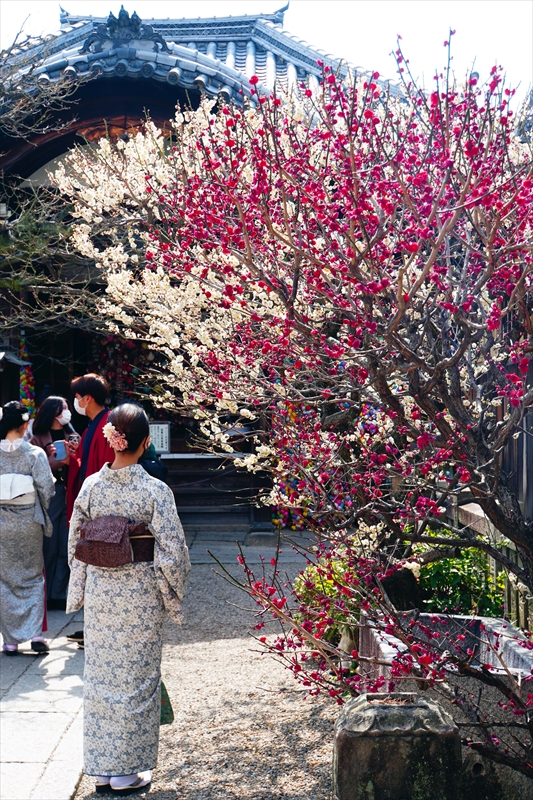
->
xmin=0 ymin=408 xmax=3 ymax=421
xmin=103 ymin=422 xmax=128 ymax=451
xmin=22 ymin=412 xmax=29 ymax=422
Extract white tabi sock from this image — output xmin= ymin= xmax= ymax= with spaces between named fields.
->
xmin=109 ymin=774 xmax=139 ymax=788
xmin=110 ymin=772 xmax=151 ymax=789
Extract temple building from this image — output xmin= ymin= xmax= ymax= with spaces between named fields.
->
xmin=1 ymin=4 xmax=371 ymax=532
xmin=1 ymin=3 xmax=367 ymax=178
xmin=1 ymin=5 xmax=532 ymax=584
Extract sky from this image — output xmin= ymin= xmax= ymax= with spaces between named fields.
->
xmin=1 ymin=0 xmax=532 ymax=103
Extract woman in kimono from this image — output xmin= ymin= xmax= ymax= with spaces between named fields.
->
xmin=67 ymin=403 xmax=190 ymax=795
xmin=0 ymin=401 xmax=55 ymax=655
xmin=30 ymin=395 xmax=78 ymax=609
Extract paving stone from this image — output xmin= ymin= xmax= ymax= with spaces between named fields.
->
xmin=2 ymin=685 xmax=83 ymax=713
xmin=244 ymin=532 xmax=280 ymax=546
xmin=0 ymin=655 xmax=34 ymax=698
xmin=33 ymin=646 xmax=84 ymax=678
xmin=51 ymin=709 xmax=83 ymax=762
xmin=30 ymin=751 xmax=83 ymax=800
xmin=0 ymin=610 xmax=84 ymax=697
xmin=0 ymin=711 xmax=73 ymax=763
xmin=0 ymin=762 xmax=44 ymax=800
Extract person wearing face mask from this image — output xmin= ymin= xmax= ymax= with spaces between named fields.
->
xmin=67 ymin=403 xmax=189 ymax=795
xmin=66 ymin=374 xmax=115 ymax=524
xmin=30 ymin=396 xmax=78 ymax=610
xmin=0 ymin=401 xmax=55 ymax=655
xmin=65 ymin=374 xmax=114 ymax=648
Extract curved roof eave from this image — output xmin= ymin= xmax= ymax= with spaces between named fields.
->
xmin=35 ymin=44 xmax=262 ymax=102
xmin=24 ymin=5 xmax=402 ymax=97
xmin=33 ymin=41 xmax=399 ymax=103
xmin=11 ymin=7 xmax=402 ymax=110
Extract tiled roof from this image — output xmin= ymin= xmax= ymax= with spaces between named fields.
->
xmin=13 ymin=5 xmax=398 ymax=100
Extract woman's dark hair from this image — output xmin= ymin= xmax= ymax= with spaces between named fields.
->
xmin=33 ymin=396 xmax=68 ymax=436
xmin=0 ymin=401 xmax=30 ymax=439
xmin=107 ymin=403 xmax=149 ymax=453
xmin=71 ymin=373 xmax=110 ymax=406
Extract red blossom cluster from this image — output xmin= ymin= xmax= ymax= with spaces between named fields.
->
xmin=147 ymin=60 xmax=532 ymax=576
xmin=123 ymin=51 xmax=533 ymax=775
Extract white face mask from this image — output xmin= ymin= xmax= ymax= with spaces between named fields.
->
xmin=56 ymin=410 xmax=72 ymax=426
xmin=74 ymin=398 xmax=87 ymax=416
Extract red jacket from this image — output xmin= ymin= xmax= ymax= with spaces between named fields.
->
xmin=66 ymin=410 xmax=115 ymax=521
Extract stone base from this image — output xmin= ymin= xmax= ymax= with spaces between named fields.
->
xmin=333 ymin=694 xmax=461 ymax=800
xmin=357 ymin=616 xmax=533 ymax=798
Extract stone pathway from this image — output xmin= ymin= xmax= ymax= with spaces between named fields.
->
xmin=0 ymin=609 xmax=84 ymax=800
xmin=2 ymin=534 xmax=336 ymax=800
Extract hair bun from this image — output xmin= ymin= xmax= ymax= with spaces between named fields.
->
xmin=107 ymin=403 xmax=149 ymax=454
xmin=0 ymin=401 xmax=30 ymax=438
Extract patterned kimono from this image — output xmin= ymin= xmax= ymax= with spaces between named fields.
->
xmin=0 ymin=442 xmax=55 ymax=644
xmin=67 ymin=463 xmax=190 ymax=777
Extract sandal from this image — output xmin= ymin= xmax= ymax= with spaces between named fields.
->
xmin=95 ymin=780 xmax=112 ymax=795
xmin=110 ymin=772 xmax=151 ymax=795
xmin=31 ymin=640 xmax=49 ymax=654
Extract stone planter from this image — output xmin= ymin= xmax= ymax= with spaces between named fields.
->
xmin=333 ymin=693 xmax=461 ymax=800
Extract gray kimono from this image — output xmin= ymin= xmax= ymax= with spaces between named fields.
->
xmin=0 ymin=441 xmax=55 ymax=644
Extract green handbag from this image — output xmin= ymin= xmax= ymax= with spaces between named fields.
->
xmin=160 ymin=680 xmax=174 ymax=725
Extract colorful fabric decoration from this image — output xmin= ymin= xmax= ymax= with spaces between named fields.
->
xmin=19 ymin=334 xmax=35 ymax=415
